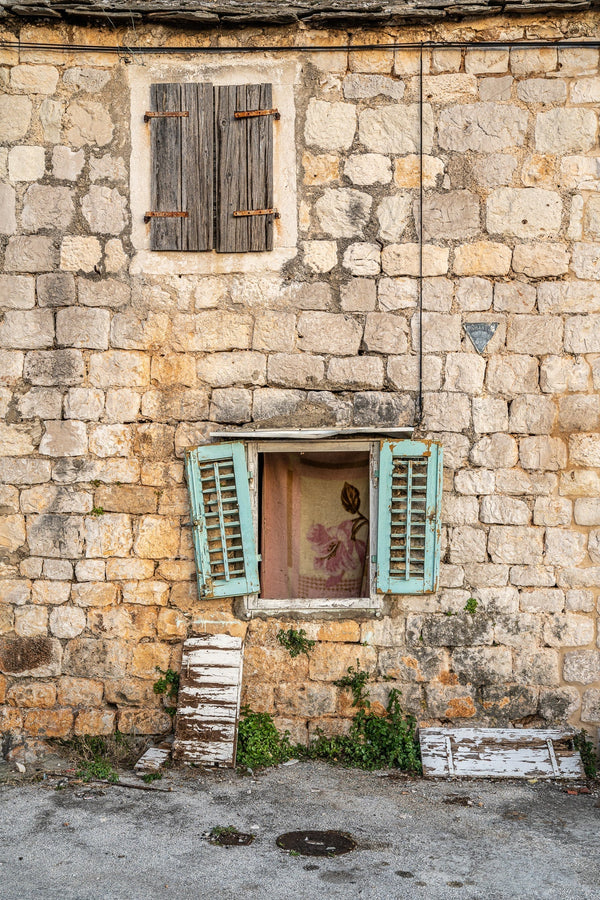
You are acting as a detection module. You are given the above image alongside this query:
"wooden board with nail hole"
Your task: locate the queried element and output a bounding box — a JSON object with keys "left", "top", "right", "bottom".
{"left": 173, "top": 634, "right": 244, "bottom": 767}
{"left": 420, "top": 727, "right": 585, "bottom": 779}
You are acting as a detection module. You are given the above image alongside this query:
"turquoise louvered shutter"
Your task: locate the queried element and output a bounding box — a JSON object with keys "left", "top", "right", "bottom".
{"left": 185, "top": 442, "right": 259, "bottom": 599}
{"left": 377, "top": 440, "right": 443, "bottom": 595}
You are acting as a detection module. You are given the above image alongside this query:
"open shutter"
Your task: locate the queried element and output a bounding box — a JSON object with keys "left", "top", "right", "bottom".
{"left": 215, "top": 83, "right": 275, "bottom": 253}
{"left": 377, "top": 440, "right": 442, "bottom": 595}
{"left": 186, "top": 442, "right": 259, "bottom": 599}
{"left": 148, "top": 82, "right": 214, "bottom": 251}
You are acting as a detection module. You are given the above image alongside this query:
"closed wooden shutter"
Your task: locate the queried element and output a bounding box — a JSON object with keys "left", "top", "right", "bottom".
{"left": 186, "top": 442, "right": 259, "bottom": 599}
{"left": 377, "top": 440, "right": 442, "bottom": 594}
{"left": 149, "top": 82, "right": 214, "bottom": 251}
{"left": 215, "top": 83, "right": 275, "bottom": 253}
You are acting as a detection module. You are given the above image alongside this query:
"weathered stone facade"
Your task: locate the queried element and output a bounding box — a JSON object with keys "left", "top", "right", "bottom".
{"left": 1, "top": 10, "right": 600, "bottom": 746}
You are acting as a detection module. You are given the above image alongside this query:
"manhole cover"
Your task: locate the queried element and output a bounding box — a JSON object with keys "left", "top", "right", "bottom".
{"left": 276, "top": 830, "right": 357, "bottom": 857}
{"left": 209, "top": 827, "right": 254, "bottom": 846}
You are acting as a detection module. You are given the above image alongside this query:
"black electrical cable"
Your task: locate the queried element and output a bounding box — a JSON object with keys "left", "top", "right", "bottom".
{"left": 417, "top": 41, "right": 424, "bottom": 428}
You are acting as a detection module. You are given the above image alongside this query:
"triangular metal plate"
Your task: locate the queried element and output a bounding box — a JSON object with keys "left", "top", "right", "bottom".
{"left": 464, "top": 322, "right": 498, "bottom": 353}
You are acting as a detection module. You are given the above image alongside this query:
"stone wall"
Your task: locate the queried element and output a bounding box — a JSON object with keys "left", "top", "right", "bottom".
{"left": 1, "top": 13, "right": 600, "bottom": 746}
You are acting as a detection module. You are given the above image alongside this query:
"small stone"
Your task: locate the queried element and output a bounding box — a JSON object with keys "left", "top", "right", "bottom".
{"left": 382, "top": 244, "right": 448, "bottom": 277}
{"left": 60, "top": 236, "right": 102, "bottom": 272}
{"left": 344, "top": 153, "right": 391, "bottom": 185}
{"left": 39, "top": 99, "right": 63, "bottom": 143}
{"left": 535, "top": 108, "right": 597, "bottom": 153}
{"left": 52, "top": 146, "right": 85, "bottom": 181}
{"left": 39, "top": 421, "right": 87, "bottom": 457}
{"left": 342, "top": 243, "right": 381, "bottom": 276}
{"left": 302, "top": 151, "right": 339, "bottom": 186}
{"left": 304, "top": 99, "right": 356, "bottom": 150}
{"left": 81, "top": 185, "right": 127, "bottom": 235}
{"left": 394, "top": 155, "right": 444, "bottom": 189}
{"left": 376, "top": 193, "right": 411, "bottom": 241}
{"left": 340, "top": 278, "right": 376, "bottom": 312}
{"left": 316, "top": 188, "right": 372, "bottom": 238}
{"left": 66, "top": 101, "right": 113, "bottom": 147}
{"left": 104, "top": 238, "right": 127, "bottom": 273}
{"left": 453, "top": 242, "right": 512, "bottom": 277}
{"left": 8, "top": 146, "right": 45, "bottom": 182}
{"left": 63, "top": 67, "right": 110, "bottom": 93}
{"left": 363, "top": 313, "right": 408, "bottom": 354}
{"left": 5, "top": 236, "right": 57, "bottom": 273}
{"left": 359, "top": 104, "right": 433, "bottom": 154}
{"left": 0, "top": 95, "right": 32, "bottom": 141}
{"left": 302, "top": 240, "right": 337, "bottom": 273}
{"left": 89, "top": 155, "right": 126, "bottom": 182}
{"left": 486, "top": 188, "right": 562, "bottom": 239}
{"left": 438, "top": 103, "right": 527, "bottom": 152}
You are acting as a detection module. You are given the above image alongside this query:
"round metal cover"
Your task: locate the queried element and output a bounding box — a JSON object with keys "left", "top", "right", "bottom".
{"left": 276, "top": 830, "right": 357, "bottom": 857}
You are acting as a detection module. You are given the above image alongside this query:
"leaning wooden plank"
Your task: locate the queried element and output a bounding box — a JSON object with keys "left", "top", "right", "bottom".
{"left": 134, "top": 746, "right": 171, "bottom": 774}
{"left": 420, "top": 727, "right": 585, "bottom": 780}
{"left": 173, "top": 633, "right": 244, "bottom": 767}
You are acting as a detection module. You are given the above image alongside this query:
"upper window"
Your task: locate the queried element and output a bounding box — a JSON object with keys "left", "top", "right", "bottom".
{"left": 147, "top": 82, "right": 275, "bottom": 253}
{"left": 185, "top": 438, "right": 443, "bottom": 615}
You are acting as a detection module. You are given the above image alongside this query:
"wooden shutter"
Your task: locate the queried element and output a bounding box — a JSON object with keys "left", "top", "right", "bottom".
{"left": 149, "top": 82, "right": 214, "bottom": 251}
{"left": 215, "top": 83, "right": 275, "bottom": 253}
{"left": 377, "top": 440, "right": 442, "bottom": 595}
{"left": 186, "top": 442, "right": 259, "bottom": 599}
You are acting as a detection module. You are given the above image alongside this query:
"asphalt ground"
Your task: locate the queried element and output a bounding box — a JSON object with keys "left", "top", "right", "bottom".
{"left": 1, "top": 761, "right": 599, "bottom": 900}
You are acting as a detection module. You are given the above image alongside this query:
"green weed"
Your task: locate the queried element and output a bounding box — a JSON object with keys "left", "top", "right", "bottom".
{"left": 277, "top": 627, "right": 316, "bottom": 658}
{"left": 236, "top": 708, "right": 296, "bottom": 768}
{"left": 574, "top": 729, "right": 598, "bottom": 779}
{"left": 142, "top": 772, "right": 163, "bottom": 784}
{"left": 464, "top": 597, "right": 478, "bottom": 614}
{"left": 333, "top": 660, "right": 371, "bottom": 708}
{"left": 90, "top": 506, "right": 104, "bottom": 517}
{"left": 153, "top": 667, "right": 180, "bottom": 716}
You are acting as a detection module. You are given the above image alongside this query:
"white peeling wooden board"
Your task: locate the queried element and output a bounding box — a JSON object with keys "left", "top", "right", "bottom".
{"left": 134, "top": 746, "right": 171, "bottom": 774}
{"left": 173, "top": 633, "right": 244, "bottom": 768}
{"left": 420, "top": 728, "right": 585, "bottom": 779}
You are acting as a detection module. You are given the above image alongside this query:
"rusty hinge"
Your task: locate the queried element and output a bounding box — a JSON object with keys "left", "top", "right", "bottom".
{"left": 144, "top": 211, "right": 189, "bottom": 222}
{"left": 234, "top": 108, "right": 280, "bottom": 120}
{"left": 233, "top": 208, "right": 280, "bottom": 218}
{"left": 144, "top": 111, "right": 189, "bottom": 122}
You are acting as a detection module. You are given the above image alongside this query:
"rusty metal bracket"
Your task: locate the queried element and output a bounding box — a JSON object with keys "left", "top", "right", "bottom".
{"left": 234, "top": 108, "right": 280, "bottom": 120}
{"left": 144, "top": 111, "right": 189, "bottom": 122}
{"left": 233, "top": 208, "right": 280, "bottom": 218}
{"left": 144, "top": 211, "right": 189, "bottom": 222}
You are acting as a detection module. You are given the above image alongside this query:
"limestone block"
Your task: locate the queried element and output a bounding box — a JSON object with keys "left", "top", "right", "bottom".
{"left": 297, "top": 312, "right": 362, "bottom": 355}
{"left": 422, "top": 392, "right": 470, "bottom": 432}
{"left": 140, "top": 388, "right": 205, "bottom": 423}
{"left": 0, "top": 95, "right": 32, "bottom": 141}
{"left": 422, "top": 74, "right": 477, "bottom": 103}
{"left": 63, "top": 66, "right": 110, "bottom": 92}
{"left": 387, "top": 355, "right": 442, "bottom": 392}
{"left": 5, "top": 236, "right": 57, "bottom": 272}
{"left": 353, "top": 391, "right": 414, "bottom": 427}
{"left": 486, "top": 188, "right": 562, "bottom": 239}
{"left": 60, "top": 236, "right": 102, "bottom": 272}
{"left": 565, "top": 314, "right": 600, "bottom": 354}
{"left": 535, "top": 108, "right": 596, "bottom": 154}
{"left": 581, "top": 689, "right": 600, "bottom": 723}
{"left": 7, "top": 681, "right": 56, "bottom": 708}
{"left": 452, "top": 646, "right": 512, "bottom": 684}
{"left": 444, "top": 353, "right": 485, "bottom": 394}
{"left": 378, "top": 278, "right": 417, "bottom": 311}
{"left": 383, "top": 243, "right": 448, "bottom": 277}
{"left": 81, "top": 185, "right": 127, "bottom": 235}
{"left": 466, "top": 49, "right": 509, "bottom": 74}
{"left": 394, "top": 154, "right": 444, "bottom": 189}
{"left": 0, "top": 513, "right": 26, "bottom": 552}
{"left": 0, "top": 458, "right": 51, "bottom": 485}
{"left": 488, "top": 526, "right": 544, "bottom": 564}
{"left": 412, "top": 612, "right": 493, "bottom": 648}
{"left": 20, "top": 485, "right": 91, "bottom": 515}
{"left": 315, "top": 188, "right": 372, "bottom": 238}
{"left": 268, "top": 353, "right": 325, "bottom": 389}
{"left": 134, "top": 516, "right": 180, "bottom": 559}
{"left": 471, "top": 434, "right": 518, "bottom": 468}
{"left": 39, "top": 421, "right": 87, "bottom": 457}
{"left": 50, "top": 605, "right": 86, "bottom": 639}
{"left": 363, "top": 312, "right": 407, "bottom": 354}
{"left": 520, "top": 435, "right": 567, "bottom": 471}
{"left": 514, "top": 649, "right": 560, "bottom": 686}
{"left": 196, "top": 351, "right": 265, "bottom": 388}
{"left": 472, "top": 397, "right": 508, "bottom": 433}
{"left": 510, "top": 566, "right": 555, "bottom": 587}
{"left": 79, "top": 277, "right": 130, "bottom": 308}
{"left": 56, "top": 307, "right": 110, "bottom": 351}
{"left": 546, "top": 528, "right": 587, "bottom": 566}
{"left": 359, "top": 104, "right": 433, "bottom": 154}
{"left": 423, "top": 277, "right": 453, "bottom": 311}
{"left": 36, "top": 272, "right": 76, "bottom": 308}
{"left": 545, "top": 614, "right": 594, "bottom": 649}
{"left": 305, "top": 100, "right": 356, "bottom": 150}
{"left": 478, "top": 75, "right": 513, "bottom": 103}
{"left": 455, "top": 277, "right": 492, "bottom": 312}
{"left": 342, "top": 242, "right": 380, "bottom": 276}
{"left": 31, "top": 581, "right": 70, "bottom": 605}
{"left": 27, "top": 514, "right": 84, "bottom": 558}
{"left": 302, "top": 151, "right": 339, "bottom": 186}
{"left": 24, "top": 350, "right": 84, "bottom": 389}
{"left": 8, "top": 146, "right": 45, "bottom": 182}
{"left": 89, "top": 351, "right": 149, "bottom": 389}
{"left": 563, "top": 650, "right": 600, "bottom": 684}
{"left": 556, "top": 566, "right": 600, "bottom": 588}
{"left": 512, "top": 243, "right": 569, "bottom": 277}
{"left": 89, "top": 424, "right": 132, "bottom": 458}
{"left": 84, "top": 513, "right": 132, "bottom": 558}
{"left": 0, "top": 275, "right": 34, "bottom": 310}
{"left": 517, "top": 78, "right": 566, "bottom": 103}
{"left": 39, "top": 98, "right": 63, "bottom": 142}
{"left": 472, "top": 153, "right": 517, "bottom": 189}
{"left": 421, "top": 191, "right": 480, "bottom": 241}
{"left": 343, "top": 74, "right": 404, "bottom": 100}
{"left": 0, "top": 423, "right": 35, "bottom": 457}
{"left": 252, "top": 388, "right": 304, "bottom": 422}
{"left": 572, "top": 244, "right": 600, "bottom": 281}
{"left": 454, "top": 468, "right": 495, "bottom": 495}
{"left": 574, "top": 498, "right": 600, "bottom": 526}
{"left": 104, "top": 238, "right": 127, "bottom": 273}
{"left": 559, "top": 155, "right": 600, "bottom": 191}
{"left": 558, "top": 47, "right": 599, "bottom": 75}
{"left": 338, "top": 279, "right": 375, "bottom": 312}
{"left": 89, "top": 155, "right": 126, "bottom": 183}
{"left": 486, "top": 354, "right": 538, "bottom": 398}
{"left": 558, "top": 395, "right": 600, "bottom": 432}
{"left": 121, "top": 581, "right": 170, "bottom": 607}
{"left": 172, "top": 310, "right": 253, "bottom": 352}
{"left": 565, "top": 590, "right": 594, "bottom": 612}
{"left": 252, "top": 312, "right": 296, "bottom": 352}
{"left": 540, "top": 356, "right": 589, "bottom": 393}
{"left": 345, "top": 153, "right": 391, "bottom": 185}
{"left": 209, "top": 388, "right": 251, "bottom": 424}
{"left": 52, "top": 145, "right": 84, "bottom": 181}
{"left": 569, "top": 433, "right": 600, "bottom": 469}
{"left": 509, "top": 395, "right": 556, "bottom": 435}
{"left": 438, "top": 103, "right": 527, "bottom": 152}
{"left": 494, "top": 282, "right": 536, "bottom": 314}
{"left": 66, "top": 101, "right": 113, "bottom": 147}
{"left": 463, "top": 563, "right": 508, "bottom": 588}
{"left": 44, "top": 559, "right": 73, "bottom": 580}
{"left": 10, "top": 63, "right": 58, "bottom": 93}
{"left": 431, "top": 49, "right": 462, "bottom": 74}
{"left": 302, "top": 241, "right": 337, "bottom": 273}
{"left": 442, "top": 495, "right": 479, "bottom": 526}
{"left": 531, "top": 498, "right": 571, "bottom": 528}
{"left": 452, "top": 241, "right": 512, "bottom": 276}
{"left": 376, "top": 193, "right": 411, "bottom": 242}
{"left": 22, "top": 184, "right": 74, "bottom": 234}
{"left": 135, "top": 424, "right": 175, "bottom": 461}
{"left": 0, "top": 309, "right": 54, "bottom": 349}
{"left": 480, "top": 495, "right": 530, "bottom": 525}
{"left": 150, "top": 355, "right": 196, "bottom": 387}
{"left": 511, "top": 47, "right": 557, "bottom": 75}
{"left": 412, "top": 312, "right": 461, "bottom": 352}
